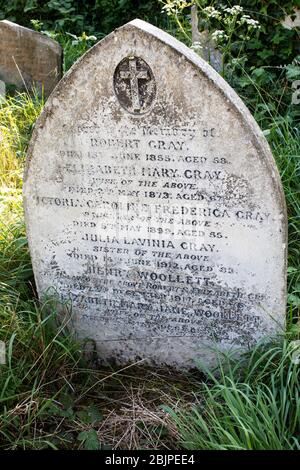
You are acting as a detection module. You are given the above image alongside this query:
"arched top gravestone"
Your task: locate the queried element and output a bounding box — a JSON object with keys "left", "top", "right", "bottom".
{"left": 23, "top": 20, "right": 287, "bottom": 369}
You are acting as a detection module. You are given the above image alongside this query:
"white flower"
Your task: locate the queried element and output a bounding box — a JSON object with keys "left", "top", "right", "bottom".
{"left": 223, "top": 5, "right": 244, "bottom": 15}
{"left": 240, "top": 15, "right": 260, "bottom": 28}
{"left": 191, "top": 41, "right": 203, "bottom": 52}
{"left": 231, "top": 5, "right": 244, "bottom": 14}
{"left": 203, "top": 6, "right": 221, "bottom": 19}
{"left": 162, "top": 3, "right": 175, "bottom": 16}
{"left": 162, "top": 0, "right": 192, "bottom": 15}
{"left": 211, "top": 30, "right": 228, "bottom": 41}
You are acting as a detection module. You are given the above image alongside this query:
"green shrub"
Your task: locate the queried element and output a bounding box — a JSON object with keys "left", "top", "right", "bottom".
{"left": 161, "top": 1, "right": 300, "bottom": 125}
{"left": 0, "top": 0, "right": 165, "bottom": 36}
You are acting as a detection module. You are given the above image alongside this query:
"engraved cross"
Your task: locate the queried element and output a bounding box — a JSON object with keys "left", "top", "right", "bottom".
{"left": 120, "top": 58, "right": 149, "bottom": 111}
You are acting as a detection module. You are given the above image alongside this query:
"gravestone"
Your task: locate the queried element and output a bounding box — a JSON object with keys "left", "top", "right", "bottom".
{"left": 23, "top": 19, "right": 287, "bottom": 369}
{"left": 191, "top": 5, "right": 222, "bottom": 73}
{"left": 0, "top": 20, "right": 62, "bottom": 98}
{"left": 197, "top": 30, "right": 222, "bottom": 73}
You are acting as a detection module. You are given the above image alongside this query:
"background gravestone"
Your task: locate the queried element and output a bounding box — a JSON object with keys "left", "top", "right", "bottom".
{"left": 0, "top": 20, "right": 62, "bottom": 98}
{"left": 23, "top": 20, "right": 287, "bottom": 369}
{"left": 191, "top": 4, "right": 222, "bottom": 73}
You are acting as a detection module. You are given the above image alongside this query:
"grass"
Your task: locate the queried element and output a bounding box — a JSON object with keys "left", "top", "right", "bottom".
{"left": 0, "top": 247, "right": 192, "bottom": 449}
{"left": 0, "top": 39, "right": 299, "bottom": 450}
{"left": 0, "top": 92, "right": 43, "bottom": 189}
{"left": 165, "top": 338, "right": 300, "bottom": 450}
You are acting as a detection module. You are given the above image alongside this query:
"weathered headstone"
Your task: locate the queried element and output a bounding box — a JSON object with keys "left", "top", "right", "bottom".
{"left": 23, "top": 20, "right": 287, "bottom": 369}
{"left": 0, "top": 20, "right": 62, "bottom": 98}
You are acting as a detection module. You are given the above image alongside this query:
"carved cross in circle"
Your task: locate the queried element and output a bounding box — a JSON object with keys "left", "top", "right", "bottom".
{"left": 120, "top": 58, "right": 149, "bottom": 112}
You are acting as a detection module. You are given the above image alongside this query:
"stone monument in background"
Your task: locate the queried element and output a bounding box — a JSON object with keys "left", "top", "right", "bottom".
{"left": 0, "top": 20, "right": 62, "bottom": 98}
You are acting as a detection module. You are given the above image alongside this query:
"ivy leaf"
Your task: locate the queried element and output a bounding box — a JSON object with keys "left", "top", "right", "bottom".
{"left": 287, "top": 294, "right": 300, "bottom": 307}
{"left": 237, "top": 76, "right": 253, "bottom": 88}
{"left": 77, "top": 429, "right": 100, "bottom": 450}
{"left": 76, "top": 405, "right": 102, "bottom": 424}
{"left": 24, "top": 0, "right": 38, "bottom": 13}
{"left": 287, "top": 267, "right": 298, "bottom": 273}
{"left": 286, "top": 65, "right": 300, "bottom": 80}
{"left": 257, "top": 50, "right": 274, "bottom": 60}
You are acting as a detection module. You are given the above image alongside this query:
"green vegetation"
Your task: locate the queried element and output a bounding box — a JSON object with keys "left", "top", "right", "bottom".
{"left": 0, "top": 93, "right": 194, "bottom": 450}
{"left": 0, "top": 0, "right": 299, "bottom": 450}
{"left": 166, "top": 338, "right": 300, "bottom": 450}
{"left": 162, "top": 1, "right": 300, "bottom": 126}
{"left": 0, "top": 0, "right": 165, "bottom": 36}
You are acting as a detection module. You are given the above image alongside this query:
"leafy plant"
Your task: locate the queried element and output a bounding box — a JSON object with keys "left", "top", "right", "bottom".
{"left": 161, "top": 1, "right": 300, "bottom": 126}
{"left": 165, "top": 337, "right": 300, "bottom": 450}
